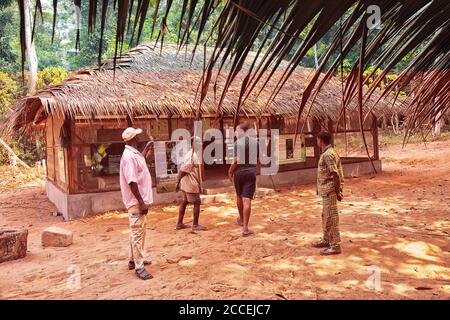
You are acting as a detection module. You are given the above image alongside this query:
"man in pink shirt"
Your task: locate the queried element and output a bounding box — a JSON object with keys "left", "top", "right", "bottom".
{"left": 120, "top": 127, "right": 153, "bottom": 280}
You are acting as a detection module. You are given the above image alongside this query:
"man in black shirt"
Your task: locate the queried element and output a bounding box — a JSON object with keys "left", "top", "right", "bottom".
{"left": 228, "top": 123, "right": 258, "bottom": 237}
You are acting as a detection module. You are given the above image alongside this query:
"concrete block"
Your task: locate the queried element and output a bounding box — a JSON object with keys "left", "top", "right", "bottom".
{"left": 42, "top": 226, "right": 73, "bottom": 247}
{"left": 255, "top": 188, "right": 275, "bottom": 197}
{"left": 0, "top": 229, "right": 28, "bottom": 263}
{"left": 200, "top": 194, "right": 230, "bottom": 204}
{"left": 202, "top": 186, "right": 235, "bottom": 195}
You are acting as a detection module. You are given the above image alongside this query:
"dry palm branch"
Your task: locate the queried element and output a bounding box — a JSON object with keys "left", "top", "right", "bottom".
{"left": 15, "top": 0, "right": 450, "bottom": 145}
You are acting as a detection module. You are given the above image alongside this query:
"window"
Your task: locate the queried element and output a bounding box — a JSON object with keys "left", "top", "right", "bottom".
{"left": 286, "top": 139, "right": 294, "bottom": 159}
{"left": 91, "top": 143, "right": 125, "bottom": 176}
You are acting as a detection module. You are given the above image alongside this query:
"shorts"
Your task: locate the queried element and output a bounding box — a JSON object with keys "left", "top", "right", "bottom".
{"left": 182, "top": 191, "right": 201, "bottom": 203}
{"left": 233, "top": 170, "right": 257, "bottom": 199}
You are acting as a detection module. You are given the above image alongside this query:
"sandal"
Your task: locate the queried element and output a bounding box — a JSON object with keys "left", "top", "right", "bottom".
{"left": 135, "top": 268, "right": 153, "bottom": 280}
{"left": 175, "top": 223, "right": 190, "bottom": 230}
{"left": 242, "top": 230, "right": 254, "bottom": 237}
{"left": 192, "top": 225, "right": 207, "bottom": 231}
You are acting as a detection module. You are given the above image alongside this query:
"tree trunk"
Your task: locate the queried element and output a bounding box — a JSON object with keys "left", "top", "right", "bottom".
{"left": 24, "top": 0, "right": 38, "bottom": 93}
{"left": 0, "top": 138, "right": 31, "bottom": 168}
{"left": 432, "top": 110, "right": 443, "bottom": 137}
{"left": 313, "top": 43, "right": 319, "bottom": 69}
{"left": 391, "top": 113, "right": 399, "bottom": 135}
{"left": 382, "top": 114, "right": 387, "bottom": 130}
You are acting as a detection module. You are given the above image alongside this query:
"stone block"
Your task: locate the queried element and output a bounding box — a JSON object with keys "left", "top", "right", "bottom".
{"left": 42, "top": 226, "right": 73, "bottom": 247}
{"left": 0, "top": 229, "right": 28, "bottom": 263}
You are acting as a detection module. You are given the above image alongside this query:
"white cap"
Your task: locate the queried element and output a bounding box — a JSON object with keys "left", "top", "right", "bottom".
{"left": 122, "top": 127, "right": 143, "bottom": 142}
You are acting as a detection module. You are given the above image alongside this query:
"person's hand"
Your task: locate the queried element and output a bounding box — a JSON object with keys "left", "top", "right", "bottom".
{"left": 139, "top": 201, "right": 149, "bottom": 215}
{"left": 337, "top": 192, "right": 344, "bottom": 202}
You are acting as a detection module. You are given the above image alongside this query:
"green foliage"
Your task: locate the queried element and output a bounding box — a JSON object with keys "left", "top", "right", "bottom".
{"left": 0, "top": 133, "right": 45, "bottom": 166}
{"left": 0, "top": 0, "right": 19, "bottom": 72}
{"left": 37, "top": 67, "right": 70, "bottom": 90}
{"left": 0, "top": 71, "right": 18, "bottom": 118}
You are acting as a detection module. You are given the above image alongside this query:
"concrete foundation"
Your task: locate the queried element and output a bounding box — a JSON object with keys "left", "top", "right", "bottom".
{"left": 46, "top": 180, "right": 182, "bottom": 221}
{"left": 46, "top": 160, "right": 381, "bottom": 220}
{"left": 258, "top": 159, "right": 382, "bottom": 187}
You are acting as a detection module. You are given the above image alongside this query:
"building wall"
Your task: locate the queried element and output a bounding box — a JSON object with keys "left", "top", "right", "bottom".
{"left": 46, "top": 115, "right": 69, "bottom": 192}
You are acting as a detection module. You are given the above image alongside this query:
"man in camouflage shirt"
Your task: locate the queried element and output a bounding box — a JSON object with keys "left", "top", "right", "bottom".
{"left": 313, "top": 131, "right": 344, "bottom": 255}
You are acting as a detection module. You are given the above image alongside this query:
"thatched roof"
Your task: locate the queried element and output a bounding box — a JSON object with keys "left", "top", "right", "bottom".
{"left": 1, "top": 43, "right": 401, "bottom": 136}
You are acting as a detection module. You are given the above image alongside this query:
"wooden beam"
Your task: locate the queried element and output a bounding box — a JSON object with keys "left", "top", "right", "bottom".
{"left": 328, "top": 116, "right": 335, "bottom": 146}
{"left": 67, "top": 118, "right": 76, "bottom": 193}
{"left": 372, "top": 114, "right": 380, "bottom": 160}
{"left": 312, "top": 118, "right": 321, "bottom": 164}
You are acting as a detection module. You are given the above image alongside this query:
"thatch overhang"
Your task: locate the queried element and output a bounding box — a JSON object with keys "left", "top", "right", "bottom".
{"left": 1, "top": 44, "right": 403, "bottom": 137}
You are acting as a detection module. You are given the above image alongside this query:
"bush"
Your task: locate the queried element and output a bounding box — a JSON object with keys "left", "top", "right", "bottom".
{"left": 0, "top": 132, "right": 46, "bottom": 166}
{"left": 37, "top": 67, "right": 69, "bottom": 90}
{"left": 0, "top": 71, "right": 18, "bottom": 119}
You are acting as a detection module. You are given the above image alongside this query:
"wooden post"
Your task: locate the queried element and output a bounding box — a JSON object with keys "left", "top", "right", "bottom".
{"left": 167, "top": 116, "right": 172, "bottom": 140}
{"left": 312, "top": 118, "right": 321, "bottom": 165}
{"left": 328, "top": 117, "right": 335, "bottom": 146}
{"left": 67, "top": 118, "right": 76, "bottom": 193}
{"left": 220, "top": 116, "right": 225, "bottom": 164}
{"left": 372, "top": 114, "right": 379, "bottom": 160}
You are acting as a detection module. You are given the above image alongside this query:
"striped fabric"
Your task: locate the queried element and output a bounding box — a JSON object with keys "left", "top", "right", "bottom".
{"left": 321, "top": 193, "right": 341, "bottom": 247}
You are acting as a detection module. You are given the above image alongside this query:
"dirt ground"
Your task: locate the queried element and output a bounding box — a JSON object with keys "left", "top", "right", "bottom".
{"left": 0, "top": 139, "right": 449, "bottom": 300}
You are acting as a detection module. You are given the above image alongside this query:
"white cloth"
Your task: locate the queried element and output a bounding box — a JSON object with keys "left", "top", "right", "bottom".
{"left": 180, "top": 149, "right": 201, "bottom": 194}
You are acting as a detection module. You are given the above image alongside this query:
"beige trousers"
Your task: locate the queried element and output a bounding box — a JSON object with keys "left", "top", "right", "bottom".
{"left": 128, "top": 205, "right": 147, "bottom": 270}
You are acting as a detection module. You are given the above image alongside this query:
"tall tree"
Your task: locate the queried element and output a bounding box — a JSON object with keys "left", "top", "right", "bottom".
{"left": 23, "top": 0, "right": 38, "bottom": 93}
{"left": 0, "top": 0, "right": 18, "bottom": 72}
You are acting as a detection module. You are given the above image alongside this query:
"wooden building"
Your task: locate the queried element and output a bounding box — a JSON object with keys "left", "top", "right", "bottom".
{"left": 2, "top": 44, "right": 385, "bottom": 220}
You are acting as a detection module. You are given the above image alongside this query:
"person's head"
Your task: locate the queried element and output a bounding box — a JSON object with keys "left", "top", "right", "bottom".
{"left": 316, "top": 131, "right": 332, "bottom": 149}
{"left": 122, "top": 127, "right": 143, "bottom": 148}
{"left": 235, "top": 123, "right": 249, "bottom": 139}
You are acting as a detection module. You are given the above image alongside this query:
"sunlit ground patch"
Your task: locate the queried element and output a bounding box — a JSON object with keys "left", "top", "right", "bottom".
{"left": 393, "top": 241, "right": 443, "bottom": 262}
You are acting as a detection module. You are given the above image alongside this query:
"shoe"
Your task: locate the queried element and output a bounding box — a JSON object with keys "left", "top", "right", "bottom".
{"left": 135, "top": 268, "right": 153, "bottom": 280}
{"left": 128, "top": 260, "right": 152, "bottom": 270}
{"left": 320, "top": 246, "right": 342, "bottom": 255}
{"left": 312, "top": 240, "right": 329, "bottom": 248}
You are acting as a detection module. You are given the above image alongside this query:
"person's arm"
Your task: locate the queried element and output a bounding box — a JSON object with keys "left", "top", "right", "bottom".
{"left": 129, "top": 182, "right": 148, "bottom": 214}
{"left": 324, "top": 153, "right": 343, "bottom": 201}
{"left": 228, "top": 141, "right": 239, "bottom": 181}
{"left": 331, "top": 172, "right": 343, "bottom": 201}
{"left": 228, "top": 157, "right": 238, "bottom": 181}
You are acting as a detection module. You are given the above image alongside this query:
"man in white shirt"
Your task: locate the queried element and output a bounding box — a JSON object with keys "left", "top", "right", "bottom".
{"left": 175, "top": 138, "right": 207, "bottom": 231}
{"left": 120, "top": 127, "right": 153, "bottom": 280}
